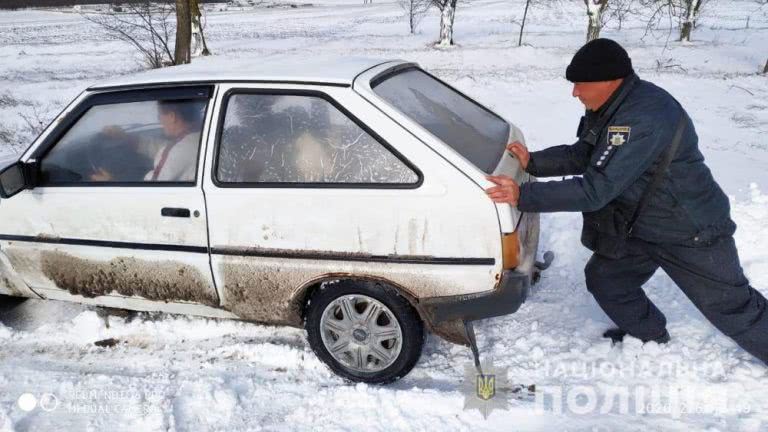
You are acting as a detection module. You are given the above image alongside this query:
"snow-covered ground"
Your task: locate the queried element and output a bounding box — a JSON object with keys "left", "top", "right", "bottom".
{"left": 0, "top": 0, "right": 767, "bottom": 430}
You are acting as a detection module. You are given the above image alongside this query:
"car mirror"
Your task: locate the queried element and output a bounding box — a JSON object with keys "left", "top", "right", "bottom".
{"left": 0, "top": 161, "right": 31, "bottom": 198}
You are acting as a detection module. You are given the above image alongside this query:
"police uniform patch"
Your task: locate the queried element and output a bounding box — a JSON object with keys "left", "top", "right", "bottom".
{"left": 607, "top": 126, "right": 631, "bottom": 146}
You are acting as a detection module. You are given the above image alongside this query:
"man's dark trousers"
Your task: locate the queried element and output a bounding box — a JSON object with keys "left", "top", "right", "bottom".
{"left": 585, "top": 234, "right": 768, "bottom": 364}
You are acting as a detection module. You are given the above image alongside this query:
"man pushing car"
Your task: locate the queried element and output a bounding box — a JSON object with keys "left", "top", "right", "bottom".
{"left": 485, "top": 38, "right": 768, "bottom": 365}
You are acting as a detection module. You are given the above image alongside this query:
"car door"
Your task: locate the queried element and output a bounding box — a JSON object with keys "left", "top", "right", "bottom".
{"left": 201, "top": 84, "right": 503, "bottom": 324}
{"left": 0, "top": 85, "right": 221, "bottom": 311}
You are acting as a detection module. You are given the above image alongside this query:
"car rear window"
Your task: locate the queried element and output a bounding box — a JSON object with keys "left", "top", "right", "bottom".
{"left": 372, "top": 67, "right": 510, "bottom": 174}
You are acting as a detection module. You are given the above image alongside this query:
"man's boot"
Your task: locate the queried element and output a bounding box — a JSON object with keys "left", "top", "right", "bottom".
{"left": 602, "top": 328, "right": 670, "bottom": 344}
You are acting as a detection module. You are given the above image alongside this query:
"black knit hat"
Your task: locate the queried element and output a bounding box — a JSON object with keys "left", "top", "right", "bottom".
{"left": 566, "top": 39, "right": 634, "bottom": 82}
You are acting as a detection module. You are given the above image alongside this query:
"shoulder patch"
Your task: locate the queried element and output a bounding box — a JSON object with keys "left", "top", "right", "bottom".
{"left": 607, "top": 126, "right": 631, "bottom": 146}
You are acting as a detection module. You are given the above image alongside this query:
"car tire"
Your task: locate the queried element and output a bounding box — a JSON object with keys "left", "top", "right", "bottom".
{"left": 305, "top": 280, "right": 424, "bottom": 384}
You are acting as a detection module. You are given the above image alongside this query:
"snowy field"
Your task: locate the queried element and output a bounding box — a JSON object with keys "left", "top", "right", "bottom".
{"left": 1, "top": 0, "right": 767, "bottom": 431}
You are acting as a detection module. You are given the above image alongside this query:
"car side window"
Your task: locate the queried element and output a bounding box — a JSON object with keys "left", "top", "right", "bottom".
{"left": 39, "top": 98, "right": 208, "bottom": 185}
{"left": 216, "top": 93, "right": 419, "bottom": 185}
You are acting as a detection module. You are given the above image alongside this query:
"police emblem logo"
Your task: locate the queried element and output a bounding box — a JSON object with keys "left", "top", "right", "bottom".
{"left": 607, "top": 126, "right": 631, "bottom": 146}
{"left": 463, "top": 359, "right": 531, "bottom": 419}
{"left": 476, "top": 374, "right": 496, "bottom": 401}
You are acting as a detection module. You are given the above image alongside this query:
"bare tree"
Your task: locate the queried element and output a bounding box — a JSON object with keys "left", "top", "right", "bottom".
{"left": 602, "top": 0, "right": 637, "bottom": 31}
{"left": 584, "top": 0, "right": 610, "bottom": 41}
{"left": 432, "top": 0, "right": 459, "bottom": 46}
{"left": 83, "top": 0, "right": 210, "bottom": 68}
{"left": 174, "top": 0, "right": 192, "bottom": 65}
{"left": 82, "top": 1, "right": 177, "bottom": 68}
{"left": 515, "top": 0, "right": 575, "bottom": 46}
{"left": 679, "top": 0, "right": 703, "bottom": 41}
{"left": 399, "top": 0, "right": 431, "bottom": 34}
{"left": 516, "top": 0, "right": 625, "bottom": 46}
{"left": 638, "top": 0, "right": 710, "bottom": 42}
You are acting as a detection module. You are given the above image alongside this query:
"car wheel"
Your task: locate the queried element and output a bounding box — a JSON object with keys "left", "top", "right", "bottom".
{"left": 305, "top": 280, "right": 424, "bottom": 384}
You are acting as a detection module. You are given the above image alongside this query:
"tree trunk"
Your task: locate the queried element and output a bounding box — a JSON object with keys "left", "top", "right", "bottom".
{"left": 680, "top": 0, "right": 701, "bottom": 42}
{"left": 763, "top": 58, "right": 768, "bottom": 74}
{"left": 584, "top": 0, "right": 607, "bottom": 42}
{"left": 437, "top": 0, "right": 457, "bottom": 47}
{"left": 693, "top": 0, "right": 703, "bottom": 28}
{"left": 174, "top": 0, "right": 192, "bottom": 65}
{"left": 680, "top": 21, "right": 692, "bottom": 42}
{"left": 518, "top": 0, "right": 531, "bottom": 47}
{"left": 190, "top": 0, "right": 211, "bottom": 56}
{"left": 409, "top": 1, "right": 415, "bottom": 34}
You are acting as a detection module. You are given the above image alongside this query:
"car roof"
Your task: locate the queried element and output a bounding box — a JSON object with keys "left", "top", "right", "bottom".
{"left": 88, "top": 56, "right": 403, "bottom": 90}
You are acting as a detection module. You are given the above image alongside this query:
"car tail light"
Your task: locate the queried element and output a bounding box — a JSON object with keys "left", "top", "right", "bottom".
{"left": 502, "top": 232, "right": 520, "bottom": 269}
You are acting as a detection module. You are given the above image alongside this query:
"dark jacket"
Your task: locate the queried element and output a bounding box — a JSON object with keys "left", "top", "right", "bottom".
{"left": 518, "top": 75, "right": 735, "bottom": 244}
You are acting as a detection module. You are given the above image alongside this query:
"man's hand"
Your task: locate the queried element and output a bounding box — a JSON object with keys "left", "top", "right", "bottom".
{"left": 485, "top": 175, "right": 520, "bottom": 206}
{"left": 507, "top": 141, "right": 530, "bottom": 170}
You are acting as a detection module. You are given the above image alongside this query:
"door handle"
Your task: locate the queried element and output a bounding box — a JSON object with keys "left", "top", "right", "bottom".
{"left": 161, "top": 207, "right": 191, "bottom": 218}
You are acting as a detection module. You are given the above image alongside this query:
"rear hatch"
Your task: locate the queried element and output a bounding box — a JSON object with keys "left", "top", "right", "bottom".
{"left": 366, "top": 65, "right": 537, "bottom": 272}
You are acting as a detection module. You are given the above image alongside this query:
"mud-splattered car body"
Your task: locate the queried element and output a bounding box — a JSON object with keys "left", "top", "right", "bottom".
{"left": 0, "top": 57, "right": 539, "bottom": 369}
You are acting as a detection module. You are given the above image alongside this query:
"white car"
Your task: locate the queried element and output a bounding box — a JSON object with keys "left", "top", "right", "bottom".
{"left": 0, "top": 57, "right": 546, "bottom": 383}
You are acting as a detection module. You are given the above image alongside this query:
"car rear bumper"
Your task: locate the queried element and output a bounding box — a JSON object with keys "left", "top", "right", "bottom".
{"left": 420, "top": 269, "right": 530, "bottom": 324}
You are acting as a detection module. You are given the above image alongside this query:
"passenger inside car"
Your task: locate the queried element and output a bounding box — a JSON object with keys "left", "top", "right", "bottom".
{"left": 88, "top": 99, "right": 205, "bottom": 183}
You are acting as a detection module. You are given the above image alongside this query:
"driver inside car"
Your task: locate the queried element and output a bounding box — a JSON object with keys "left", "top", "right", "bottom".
{"left": 90, "top": 100, "right": 203, "bottom": 182}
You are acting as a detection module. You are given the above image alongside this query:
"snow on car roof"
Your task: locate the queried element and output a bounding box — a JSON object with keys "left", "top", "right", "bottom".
{"left": 88, "top": 56, "right": 401, "bottom": 90}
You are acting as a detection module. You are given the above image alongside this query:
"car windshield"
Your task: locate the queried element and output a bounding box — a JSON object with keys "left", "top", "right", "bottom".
{"left": 371, "top": 67, "right": 510, "bottom": 174}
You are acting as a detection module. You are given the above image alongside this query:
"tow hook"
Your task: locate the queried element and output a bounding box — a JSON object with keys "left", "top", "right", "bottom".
{"left": 533, "top": 251, "right": 554, "bottom": 284}
{"left": 464, "top": 320, "right": 484, "bottom": 374}
{"left": 463, "top": 252, "right": 554, "bottom": 374}
{"left": 535, "top": 251, "right": 555, "bottom": 271}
